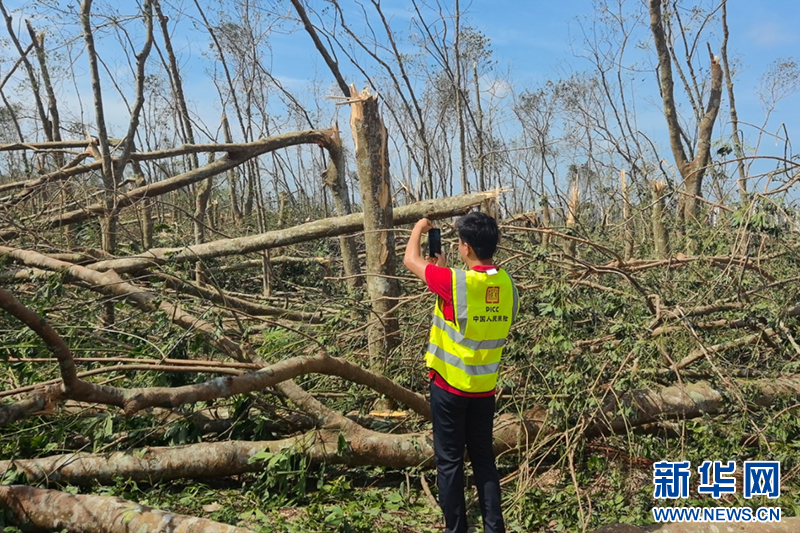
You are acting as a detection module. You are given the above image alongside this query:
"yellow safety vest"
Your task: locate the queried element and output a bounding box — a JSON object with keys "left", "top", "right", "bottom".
{"left": 425, "top": 267, "right": 518, "bottom": 393}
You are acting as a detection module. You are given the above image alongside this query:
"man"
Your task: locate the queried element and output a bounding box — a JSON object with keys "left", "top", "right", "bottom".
{"left": 404, "top": 212, "right": 518, "bottom": 533}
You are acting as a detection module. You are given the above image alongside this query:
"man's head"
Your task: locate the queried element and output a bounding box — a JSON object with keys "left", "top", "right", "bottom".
{"left": 455, "top": 211, "right": 499, "bottom": 261}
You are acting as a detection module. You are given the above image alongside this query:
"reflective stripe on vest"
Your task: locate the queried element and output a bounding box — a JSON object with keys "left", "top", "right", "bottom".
{"left": 425, "top": 267, "right": 516, "bottom": 393}
{"left": 426, "top": 342, "right": 501, "bottom": 375}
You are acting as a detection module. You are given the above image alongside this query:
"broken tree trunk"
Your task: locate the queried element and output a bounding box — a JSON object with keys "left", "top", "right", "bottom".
{"left": 194, "top": 153, "right": 214, "bottom": 283}
{"left": 349, "top": 85, "right": 401, "bottom": 367}
{"left": 621, "top": 170, "right": 634, "bottom": 260}
{"left": 324, "top": 126, "right": 362, "bottom": 288}
{"left": 648, "top": 0, "right": 723, "bottom": 224}
{"left": 85, "top": 191, "right": 499, "bottom": 274}
{"left": 0, "top": 485, "right": 255, "bottom": 533}
{"left": 565, "top": 185, "right": 579, "bottom": 257}
{"left": 651, "top": 180, "right": 669, "bottom": 259}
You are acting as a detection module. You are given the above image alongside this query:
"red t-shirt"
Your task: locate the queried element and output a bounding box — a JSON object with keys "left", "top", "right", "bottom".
{"left": 425, "top": 263, "right": 500, "bottom": 397}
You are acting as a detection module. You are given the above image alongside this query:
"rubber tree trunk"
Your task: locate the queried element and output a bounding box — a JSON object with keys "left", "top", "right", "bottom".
{"left": 0, "top": 485, "right": 255, "bottom": 533}
{"left": 85, "top": 191, "right": 498, "bottom": 274}
{"left": 193, "top": 155, "right": 213, "bottom": 283}
{"left": 131, "top": 160, "right": 153, "bottom": 250}
{"left": 349, "top": 85, "right": 400, "bottom": 367}
{"left": 621, "top": 170, "right": 634, "bottom": 260}
{"left": 651, "top": 180, "right": 669, "bottom": 259}
{"left": 323, "top": 127, "right": 362, "bottom": 288}
{"left": 648, "top": 0, "right": 722, "bottom": 225}
{"left": 81, "top": 0, "right": 117, "bottom": 327}
{"left": 565, "top": 185, "right": 579, "bottom": 258}
{"left": 541, "top": 194, "right": 551, "bottom": 249}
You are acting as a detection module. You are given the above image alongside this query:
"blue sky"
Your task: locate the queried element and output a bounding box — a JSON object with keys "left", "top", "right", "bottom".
{"left": 2, "top": 0, "right": 798, "bottom": 200}
{"left": 466, "top": 0, "right": 800, "bottom": 152}
{"left": 259, "top": 0, "right": 800, "bottom": 177}
{"left": 6, "top": 0, "right": 798, "bottom": 145}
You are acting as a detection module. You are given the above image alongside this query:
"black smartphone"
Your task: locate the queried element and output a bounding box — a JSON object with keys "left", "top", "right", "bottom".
{"left": 428, "top": 228, "right": 441, "bottom": 258}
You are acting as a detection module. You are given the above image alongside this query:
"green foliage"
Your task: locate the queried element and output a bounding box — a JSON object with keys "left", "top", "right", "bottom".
{"left": 3, "top": 192, "right": 800, "bottom": 533}
{"left": 248, "top": 448, "right": 309, "bottom": 505}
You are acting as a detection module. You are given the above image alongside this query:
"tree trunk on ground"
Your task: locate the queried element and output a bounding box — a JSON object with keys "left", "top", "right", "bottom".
{"left": 349, "top": 85, "right": 401, "bottom": 367}
{"left": 0, "top": 485, "right": 255, "bottom": 533}
{"left": 0, "top": 247, "right": 258, "bottom": 365}
{"left": 0, "top": 287, "right": 429, "bottom": 423}
{"left": 5, "top": 376, "right": 800, "bottom": 483}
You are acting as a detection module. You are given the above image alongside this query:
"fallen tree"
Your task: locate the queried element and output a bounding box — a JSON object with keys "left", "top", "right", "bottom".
{"left": 5, "top": 375, "right": 800, "bottom": 485}
{"left": 84, "top": 191, "right": 500, "bottom": 274}
{"left": 0, "top": 130, "right": 339, "bottom": 241}
{"left": 0, "top": 485, "right": 256, "bottom": 533}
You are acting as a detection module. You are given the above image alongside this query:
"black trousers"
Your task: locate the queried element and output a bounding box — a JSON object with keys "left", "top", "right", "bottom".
{"left": 430, "top": 381, "right": 505, "bottom": 533}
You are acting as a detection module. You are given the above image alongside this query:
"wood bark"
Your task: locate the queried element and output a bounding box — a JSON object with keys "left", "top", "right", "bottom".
{"left": 0, "top": 130, "right": 338, "bottom": 241}
{"left": 80, "top": 0, "right": 117, "bottom": 281}
{"left": 648, "top": 0, "right": 723, "bottom": 223}
{"left": 0, "top": 246, "right": 257, "bottom": 363}
{"left": 323, "top": 127, "right": 362, "bottom": 288}
{"left": 5, "top": 376, "right": 800, "bottom": 484}
{"left": 0, "top": 485, "right": 255, "bottom": 533}
{"left": 565, "top": 185, "right": 579, "bottom": 257}
{"left": 0, "top": 284, "right": 428, "bottom": 421}
{"left": 86, "top": 191, "right": 498, "bottom": 274}
{"left": 621, "top": 170, "right": 634, "bottom": 260}
{"left": 651, "top": 180, "right": 669, "bottom": 258}
{"left": 349, "top": 85, "right": 400, "bottom": 365}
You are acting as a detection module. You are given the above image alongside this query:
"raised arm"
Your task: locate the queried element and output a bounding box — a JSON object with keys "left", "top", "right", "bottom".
{"left": 404, "top": 218, "right": 435, "bottom": 281}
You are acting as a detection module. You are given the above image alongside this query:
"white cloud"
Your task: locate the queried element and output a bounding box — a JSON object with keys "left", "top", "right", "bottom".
{"left": 478, "top": 75, "right": 512, "bottom": 100}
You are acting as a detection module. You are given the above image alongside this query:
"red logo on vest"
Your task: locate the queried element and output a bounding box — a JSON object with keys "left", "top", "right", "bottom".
{"left": 485, "top": 286, "right": 500, "bottom": 304}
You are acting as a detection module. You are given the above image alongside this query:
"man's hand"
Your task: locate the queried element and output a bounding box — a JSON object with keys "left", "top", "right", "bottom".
{"left": 414, "top": 218, "right": 434, "bottom": 235}
{"left": 427, "top": 252, "right": 446, "bottom": 267}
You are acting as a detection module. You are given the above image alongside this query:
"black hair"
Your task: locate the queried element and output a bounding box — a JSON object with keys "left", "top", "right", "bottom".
{"left": 455, "top": 211, "right": 499, "bottom": 260}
